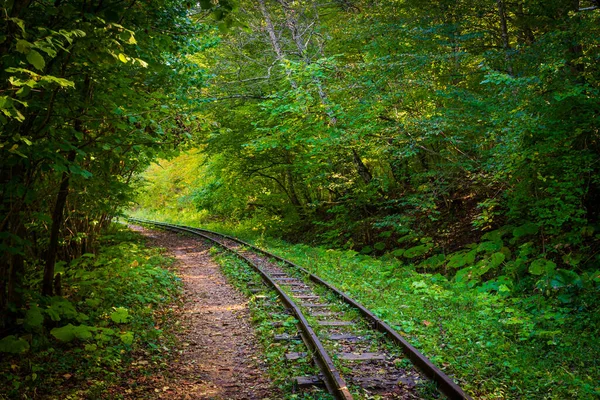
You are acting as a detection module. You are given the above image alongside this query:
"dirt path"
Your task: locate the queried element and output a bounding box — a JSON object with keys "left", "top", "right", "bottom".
{"left": 130, "top": 225, "right": 278, "bottom": 400}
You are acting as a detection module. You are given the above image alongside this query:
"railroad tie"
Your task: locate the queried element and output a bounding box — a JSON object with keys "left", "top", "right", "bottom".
{"left": 338, "top": 352, "right": 386, "bottom": 361}
{"left": 317, "top": 320, "right": 354, "bottom": 327}
{"left": 274, "top": 334, "right": 301, "bottom": 341}
{"left": 285, "top": 352, "right": 308, "bottom": 361}
{"left": 295, "top": 376, "right": 325, "bottom": 388}
{"left": 294, "top": 295, "right": 320, "bottom": 300}
{"left": 300, "top": 303, "right": 330, "bottom": 308}
{"left": 328, "top": 334, "right": 362, "bottom": 341}
{"left": 310, "top": 311, "right": 336, "bottom": 317}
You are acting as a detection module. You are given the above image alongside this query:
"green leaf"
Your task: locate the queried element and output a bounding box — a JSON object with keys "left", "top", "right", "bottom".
{"left": 373, "top": 242, "right": 386, "bottom": 251}
{"left": 513, "top": 223, "right": 539, "bottom": 240}
{"left": 360, "top": 246, "right": 373, "bottom": 254}
{"left": 72, "top": 325, "right": 93, "bottom": 340}
{"left": 26, "top": 50, "right": 45, "bottom": 71}
{"left": 16, "top": 39, "right": 32, "bottom": 54}
{"left": 477, "top": 241, "right": 503, "bottom": 253}
{"left": 403, "top": 244, "right": 432, "bottom": 258}
{"left": 550, "top": 269, "right": 581, "bottom": 289}
{"left": 51, "top": 324, "right": 76, "bottom": 342}
{"left": 529, "top": 259, "right": 556, "bottom": 275}
{"left": 447, "top": 249, "right": 477, "bottom": 268}
{"left": 51, "top": 324, "right": 93, "bottom": 342}
{"left": 40, "top": 75, "right": 75, "bottom": 88}
{"left": 119, "top": 331, "right": 134, "bottom": 345}
{"left": 392, "top": 249, "right": 405, "bottom": 257}
{"left": 84, "top": 343, "right": 98, "bottom": 352}
{"left": 0, "top": 335, "right": 30, "bottom": 354}
{"left": 488, "top": 252, "right": 506, "bottom": 269}
{"left": 110, "top": 307, "right": 130, "bottom": 323}
{"left": 24, "top": 305, "right": 44, "bottom": 330}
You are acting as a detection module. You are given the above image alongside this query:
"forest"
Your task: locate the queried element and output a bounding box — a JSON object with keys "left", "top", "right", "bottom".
{"left": 1, "top": 0, "right": 599, "bottom": 398}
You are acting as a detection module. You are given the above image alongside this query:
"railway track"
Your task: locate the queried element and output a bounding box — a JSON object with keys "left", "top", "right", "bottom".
{"left": 129, "top": 218, "right": 472, "bottom": 400}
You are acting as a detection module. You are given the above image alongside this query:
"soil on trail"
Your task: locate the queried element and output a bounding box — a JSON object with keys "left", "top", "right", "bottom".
{"left": 131, "top": 225, "right": 279, "bottom": 400}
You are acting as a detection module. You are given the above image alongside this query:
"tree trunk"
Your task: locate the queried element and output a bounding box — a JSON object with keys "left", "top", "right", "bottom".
{"left": 352, "top": 149, "right": 372, "bottom": 185}
{"left": 496, "top": 0, "right": 513, "bottom": 75}
{"left": 8, "top": 221, "right": 26, "bottom": 307}
{"left": 516, "top": 2, "right": 535, "bottom": 45}
{"left": 255, "top": 0, "right": 298, "bottom": 89}
{"left": 42, "top": 153, "right": 75, "bottom": 297}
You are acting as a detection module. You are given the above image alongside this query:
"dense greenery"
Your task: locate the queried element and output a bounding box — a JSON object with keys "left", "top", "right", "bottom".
{"left": 0, "top": 226, "right": 181, "bottom": 398}
{"left": 135, "top": 0, "right": 600, "bottom": 295}
{"left": 0, "top": 0, "right": 210, "bottom": 322}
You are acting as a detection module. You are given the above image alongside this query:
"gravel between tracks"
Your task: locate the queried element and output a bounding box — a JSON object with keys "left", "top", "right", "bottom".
{"left": 130, "top": 225, "right": 279, "bottom": 400}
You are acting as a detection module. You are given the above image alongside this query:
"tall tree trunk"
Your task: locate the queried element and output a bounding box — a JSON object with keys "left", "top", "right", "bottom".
{"left": 567, "top": 0, "right": 584, "bottom": 78}
{"left": 496, "top": 0, "right": 513, "bottom": 75}
{"left": 8, "top": 221, "right": 26, "bottom": 307}
{"left": 42, "top": 152, "right": 75, "bottom": 297}
{"left": 352, "top": 149, "right": 372, "bottom": 185}
{"left": 255, "top": 0, "right": 298, "bottom": 89}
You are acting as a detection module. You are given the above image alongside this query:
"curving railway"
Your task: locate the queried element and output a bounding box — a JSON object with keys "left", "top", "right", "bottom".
{"left": 129, "top": 218, "right": 472, "bottom": 400}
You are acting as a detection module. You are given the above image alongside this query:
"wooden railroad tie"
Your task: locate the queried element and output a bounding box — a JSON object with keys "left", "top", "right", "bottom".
{"left": 300, "top": 303, "right": 330, "bottom": 308}
{"left": 338, "top": 352, "right": 386, "bottom": 361}
{"left": 274, "top": 334, "right": 301, "bottom": 341}
{"left": 295, "top": 376, "right": 325, "bottom": 388}
{"left": 317, "top": 320, "right": 354, "bottom": 326}
{"left": 285, "top": 352, "right": 308, "bottom": 361}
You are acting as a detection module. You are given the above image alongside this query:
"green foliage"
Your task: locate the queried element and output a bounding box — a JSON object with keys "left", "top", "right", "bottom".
{"left": 403, "top": 244, "right": 433, "bottom": 258}
{"left": 529, "top": 258, "right": 557, "bottom": 276}
{"left": 110, "top": 307, "right": 130, "bottom": 324}
{"left": 50, "top": 324, "right": 94, "bottom": 342}
{"left": 0, "top": 226, "right": 181, "bottom": 398}
{"left": 0, "top": 336, "right": 30, "bottom": 354}
{"left": 133, "top": 0, "right": 599, "bottom": 293}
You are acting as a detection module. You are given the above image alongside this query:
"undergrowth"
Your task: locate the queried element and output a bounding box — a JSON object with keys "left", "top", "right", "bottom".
{"left": 0, "top": 226, "right": 182, "bottom": 399}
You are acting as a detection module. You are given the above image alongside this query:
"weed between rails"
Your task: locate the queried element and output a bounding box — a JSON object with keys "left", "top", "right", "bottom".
{"left": 0, "top": 226, "right": 183, "bottom": 399}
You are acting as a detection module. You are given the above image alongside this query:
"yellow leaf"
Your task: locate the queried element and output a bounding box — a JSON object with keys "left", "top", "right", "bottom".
{"left": 118, "top": 53, "right": 128, "bottom": 63}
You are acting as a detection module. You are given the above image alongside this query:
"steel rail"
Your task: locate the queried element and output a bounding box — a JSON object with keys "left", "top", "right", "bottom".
{"left": 130, "top": 218, "right": 353, "bottom": 400}
{"left": 129, "top": 218, "right": 473, "bottom": 400}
